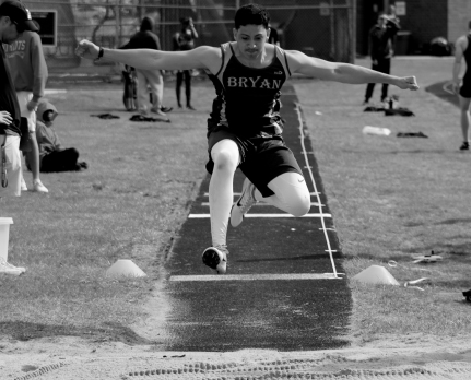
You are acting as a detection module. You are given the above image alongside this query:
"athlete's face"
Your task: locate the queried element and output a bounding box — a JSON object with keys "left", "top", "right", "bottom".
{"left": 234, "top": 24, "right": 269, "bottom": 60}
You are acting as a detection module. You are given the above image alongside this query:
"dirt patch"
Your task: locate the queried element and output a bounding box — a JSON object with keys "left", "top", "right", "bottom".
{"left": 1, "top": 334, "right": 469, "bottom": 380}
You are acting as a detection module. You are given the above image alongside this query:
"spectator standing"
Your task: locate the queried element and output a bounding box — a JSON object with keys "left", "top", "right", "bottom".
{"left": 452, "top": 21, "right": 471, "bottom": 151}
{"left": 173, "top": 17, "right": 198, "bottom": 110}
{"left": 0, "top": 0, "right": 38, "bottom": 197}
{"left": 4, "top": 18, "right": 48, "bottom": 192}
{"left": 364, "top": 11, "right": 400, "bottom": 106}
{"left": 120, "top": 16, "right": 168, "bottom": 117}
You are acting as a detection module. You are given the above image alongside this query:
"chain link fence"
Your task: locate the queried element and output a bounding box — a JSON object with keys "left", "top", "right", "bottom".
{"left": 22, "top": 0, "right": 354, "bottom": 72}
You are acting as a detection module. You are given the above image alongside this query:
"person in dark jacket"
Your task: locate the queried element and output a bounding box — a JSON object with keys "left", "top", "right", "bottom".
{"left": 25, "top": 102, "right": 86, "bottom": 172}
{"left": 0, "top": 0, "right": 38, "bottom": 197}
{"left": 120, "top": 16, "right": 169, "bottom": 117}
{"left": 364, "top": 12, "right": 400, "bottom": 105}
{"left": 173, "top": 17, "right": 198, "bottom": 109}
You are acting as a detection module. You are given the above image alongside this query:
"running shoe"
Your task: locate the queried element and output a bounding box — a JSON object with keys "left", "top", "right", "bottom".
{"left": 201, "top": 245, "right": 228, "bottom": 274}
{"left": 150, "top": 107, "right": 167, "bottom": 117}
{"left": 231, "top": 177, "right": 257, "bottom": 227}
{"left": 460, "top": 142, "right": 470, "bottom": 151}
{"left": 33, "top": 179, "right": 48, "bottom": 193}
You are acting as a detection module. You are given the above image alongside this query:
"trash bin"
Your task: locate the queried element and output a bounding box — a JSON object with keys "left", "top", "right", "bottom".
{"left": 395, "top": 30, "right": 411, "bottom": 55}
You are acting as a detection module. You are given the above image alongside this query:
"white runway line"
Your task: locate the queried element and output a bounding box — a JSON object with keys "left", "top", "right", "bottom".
{"left": 200, "top": 202, "right": 325, "bottom": 206}
{"left": 295, "top": 103, "right": 340, "bottom": 278}
{"left": 189, "top": 213, "right": 331, "bottom": 218}
{"left": 203, "top": 191, "right": 321, "bottom": 197}
{"left": 170, "top": 273, "right": 344, "bottom": 282}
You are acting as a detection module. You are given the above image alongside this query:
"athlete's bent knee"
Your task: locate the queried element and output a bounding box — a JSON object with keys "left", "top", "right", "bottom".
{"left": 269, "top": 173, "right": 310, "bottom": 216}
{"left": 288, "top": 196, "right": 310, "bottom": 217}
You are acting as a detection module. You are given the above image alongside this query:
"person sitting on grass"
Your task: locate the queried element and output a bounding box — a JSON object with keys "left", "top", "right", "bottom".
{"left": 25, "top": 102, "right": 87, "bottom": 172}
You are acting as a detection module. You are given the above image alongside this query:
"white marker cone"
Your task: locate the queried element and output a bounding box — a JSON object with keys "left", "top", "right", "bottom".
{"left": 106, "top": 259, "right": 146, "bottom": 277}
{"left": 352, "top": 265, "right": 399, "bottom": 285}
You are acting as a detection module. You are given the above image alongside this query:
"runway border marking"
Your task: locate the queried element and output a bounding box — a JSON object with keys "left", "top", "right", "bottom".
{"left": 203, "top": 191, "right": 321, "bottom": 196}
{"left": 169, "top": 273, "right": 344, "bottom": 282}
{"left": 200, "top": 202, "right": 326, "bottom": 207}
{"left": 188, "top": 213, "right": 331, "bottom": 218}
{"left": 295, "top": 103, "right": 340, "bottom": 278}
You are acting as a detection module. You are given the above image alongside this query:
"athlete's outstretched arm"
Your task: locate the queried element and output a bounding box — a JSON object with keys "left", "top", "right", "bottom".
{"left": 76, "top": 39, "right": 219, "bottom": 72}
{"left": 286, "top": 50, "right": 418, "bottom": 90}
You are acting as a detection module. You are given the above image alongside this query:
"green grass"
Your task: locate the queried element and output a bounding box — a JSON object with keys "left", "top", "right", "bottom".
{"left": 0, "top": 58, "right": 469, "bottom": 346}
{"left": 294, "top": 56, "right": 470, "bottom": 343}
{"left": 0, "top": 84, "right": 212, "bottom": 342}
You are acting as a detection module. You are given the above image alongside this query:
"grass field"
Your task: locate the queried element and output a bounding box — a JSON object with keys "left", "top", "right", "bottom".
{"left": 0, "top": 57, "right": 469, "bottom": 348}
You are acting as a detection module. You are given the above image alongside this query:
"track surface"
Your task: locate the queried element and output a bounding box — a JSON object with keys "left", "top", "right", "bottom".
{"left": 162, "top": 85, "right": 352, "bottom": 352}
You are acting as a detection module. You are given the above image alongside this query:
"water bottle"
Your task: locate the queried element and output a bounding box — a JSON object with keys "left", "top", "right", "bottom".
{"left": 363, "top": 126, "right": 391, "bottom": 136}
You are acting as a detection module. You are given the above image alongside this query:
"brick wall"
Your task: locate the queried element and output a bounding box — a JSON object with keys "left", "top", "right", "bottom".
{"left": 395, "top": 0, "right": 448, "bottom": 53}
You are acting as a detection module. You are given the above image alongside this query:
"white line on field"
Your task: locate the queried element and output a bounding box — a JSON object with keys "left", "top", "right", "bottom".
{"left": 295, "top": 103, "right": 339, "bottom": 278}
{"left": 188, "top": 213, "right": 331, "bottom": 218}
{"left": 169, "top": 273, "right": 344, "bottom": 282}
{"left": 203, "top": 191, "right": 321, "bottom": 197}
{"left": 200, "top": 202, "right": 325, "bottom": 207}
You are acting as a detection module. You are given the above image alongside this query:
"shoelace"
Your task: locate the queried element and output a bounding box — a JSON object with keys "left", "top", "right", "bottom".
{"left": 214, "top": 245, "right": 228, "bottom": 255}
{"left": 238, "top": 183, "right": 256, "bottom": 214}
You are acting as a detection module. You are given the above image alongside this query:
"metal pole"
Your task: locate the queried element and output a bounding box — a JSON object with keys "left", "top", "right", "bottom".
{"left": 351, "top": 0, "right": 356, "bottom": 63}
{"left": 235, "top": 0, "right": 239, "bottom": 10}
{"left": 329, "top": 0, "right": 334, "bottom": 60}
{"left": 115, "top": 0, "right": 121, "bottom": 47}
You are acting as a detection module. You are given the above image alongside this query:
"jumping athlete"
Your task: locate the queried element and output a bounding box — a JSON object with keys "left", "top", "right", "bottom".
{"left": 77, "top": 3, "right": 419, "bottom": 274}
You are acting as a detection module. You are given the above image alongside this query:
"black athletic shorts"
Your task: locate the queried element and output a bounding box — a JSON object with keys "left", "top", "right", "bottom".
{"left": 206, "top": 127, "right": 303, "bottom": 197}
{"left": 460, "top": 76, "right": 471, "bottom": 98}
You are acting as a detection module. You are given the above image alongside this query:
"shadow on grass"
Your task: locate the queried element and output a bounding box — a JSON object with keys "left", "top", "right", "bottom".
{"left": 405, "top": 217, "right": 471, "bottom": 227}
{"left": 432, "top": 279, "right": 471, "bottom": 289}
{"left": 0, "top": 320, "right": 153, "bottom": 344}
{"left": 343, "top": 248, "right": 470, "bottom": 263}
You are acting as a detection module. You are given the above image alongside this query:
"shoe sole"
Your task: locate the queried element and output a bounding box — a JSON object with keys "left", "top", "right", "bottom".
{"left": 202, "top": 248, "right": 227, "bottom": 274}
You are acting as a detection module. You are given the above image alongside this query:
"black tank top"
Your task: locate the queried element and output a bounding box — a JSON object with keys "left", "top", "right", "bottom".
{"left": 208, "top": 43, "right": 291, "bottom": 138}
{"left": 463, "top": 34, "right": 471, "bottom": 80}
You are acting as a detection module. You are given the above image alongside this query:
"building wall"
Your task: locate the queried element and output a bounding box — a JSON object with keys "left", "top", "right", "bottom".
{"left": 391, "top": 0, "right": 447, "bottom": 53}
{"left": 448, "top": 0, "right": 471, "bottom": 46}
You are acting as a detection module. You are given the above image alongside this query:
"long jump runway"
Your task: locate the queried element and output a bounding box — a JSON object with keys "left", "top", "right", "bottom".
{"left": 163, "top": 85, "right": 352, "bottom": 351}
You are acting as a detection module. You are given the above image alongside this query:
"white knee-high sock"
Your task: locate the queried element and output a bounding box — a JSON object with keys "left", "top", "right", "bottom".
{"left": 209, "top": 167, "right": 234, "bottom": 247}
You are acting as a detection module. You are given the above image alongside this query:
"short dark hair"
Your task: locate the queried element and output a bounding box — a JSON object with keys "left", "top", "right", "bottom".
{"left": 234, "top": 3, "right": 270, "bottom": 29}
{"left": 140, "top": 16, "right": 154, "bottom": 32}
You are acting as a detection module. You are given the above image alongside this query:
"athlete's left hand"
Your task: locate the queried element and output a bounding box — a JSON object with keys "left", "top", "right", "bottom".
{"left": 26, "top": 100, "right": 38, "bottom": 111}
{"left": 396, "top": 75, "right": 419, "bottom": 91}
{"left": 76, "top": 39, "right": 100, "bottom": 60}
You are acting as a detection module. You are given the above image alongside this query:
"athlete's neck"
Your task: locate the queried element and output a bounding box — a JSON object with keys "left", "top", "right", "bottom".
{"left": 234, "top": 44, "right": 270, "bottom": 68}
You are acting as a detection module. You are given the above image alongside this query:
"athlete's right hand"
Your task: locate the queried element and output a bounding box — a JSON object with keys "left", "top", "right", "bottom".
{"left": 0, "top": 111, "right": 13, "bottom": 125}
{"left": 76, "top": 39, "right": 99, "bottom": 60}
